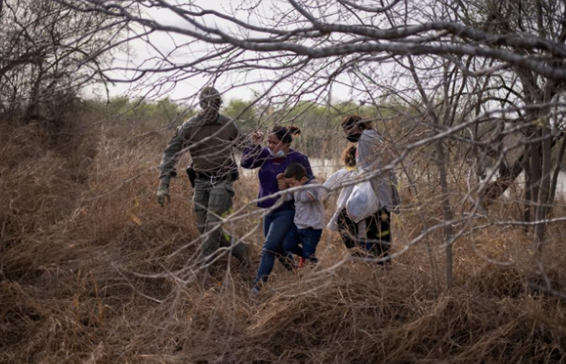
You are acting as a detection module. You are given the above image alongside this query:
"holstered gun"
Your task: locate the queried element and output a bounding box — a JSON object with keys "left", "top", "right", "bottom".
{"left": 228, "top": 159, "right": 239, "bottom": 182}
{"left": 186, "top": 165, "right": 196, "bottom": 187}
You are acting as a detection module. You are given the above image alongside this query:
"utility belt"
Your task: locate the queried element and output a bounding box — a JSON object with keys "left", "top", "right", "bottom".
{"left": 186, "top": 163, "right": 239, "bottom": 187}
{"left": 196, "top": 171, "right": 231, "bottom": 184}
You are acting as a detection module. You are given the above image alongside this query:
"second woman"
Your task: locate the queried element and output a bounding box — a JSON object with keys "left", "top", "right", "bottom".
{"left": 241, "top": 125, "right": 313, "bottom": 296}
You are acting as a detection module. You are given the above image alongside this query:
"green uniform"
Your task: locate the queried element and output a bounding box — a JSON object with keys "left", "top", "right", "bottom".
{"left": 159, "top": 113, "right": 246, "bottom": 261}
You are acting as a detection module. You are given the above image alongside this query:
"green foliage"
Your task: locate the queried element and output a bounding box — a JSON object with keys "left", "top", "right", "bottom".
{"left": 223, "top": 99, "right": 258, "bottom": 133}
{"left": 87, "top": 97, "right": 194, "bottom": 128}
{"left": 263, "top": 100, "right": 412, "bottom": 158}
{"left": 80, "top": 96, "right": 414, "bottom": 159}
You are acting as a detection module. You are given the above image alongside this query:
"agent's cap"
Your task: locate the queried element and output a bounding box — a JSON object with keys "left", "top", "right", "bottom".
{"left": 199, "top": 86, "right": 222, "bottom": 107}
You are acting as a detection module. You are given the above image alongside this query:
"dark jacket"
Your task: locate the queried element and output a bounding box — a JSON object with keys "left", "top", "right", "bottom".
{"left": 241, "top": 145, "right": 313, "bottom": 212}
{"left": 159, "top": 113, "right": 240, "bottom": 186}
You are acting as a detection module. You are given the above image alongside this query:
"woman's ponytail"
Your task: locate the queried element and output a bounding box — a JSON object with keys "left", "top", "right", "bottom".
{"left": 288, "top": 125, "right": 301, "bottom": 136}
{"left": 272, "top": 125, "right": 300, "bottom": 144}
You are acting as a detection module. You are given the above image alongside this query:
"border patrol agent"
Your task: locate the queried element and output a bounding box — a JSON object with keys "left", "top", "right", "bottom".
{"left": 340, "top": 115, "right": 400, "bottom": 264}
{"left": 156, "top": 87, "right": 248, "bottom": 265}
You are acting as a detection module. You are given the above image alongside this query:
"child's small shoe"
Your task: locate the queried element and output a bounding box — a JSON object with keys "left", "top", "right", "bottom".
{"left": 249, "top": 284, "right": 261, "bottom": 299}
{"left": 298, "top": 257, "right": 306, "bottom": 269}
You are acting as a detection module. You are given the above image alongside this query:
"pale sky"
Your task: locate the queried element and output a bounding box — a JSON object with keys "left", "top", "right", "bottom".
{"left": 84, "top": 0, "right": 402, "bottom": 106}
{"left": 87, "top": 1, "right": 286, "bottom": 103}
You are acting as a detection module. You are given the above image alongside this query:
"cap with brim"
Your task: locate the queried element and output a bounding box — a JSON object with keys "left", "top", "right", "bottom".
{"left": 199, "top": 87, "right": 222, "bottom": 103}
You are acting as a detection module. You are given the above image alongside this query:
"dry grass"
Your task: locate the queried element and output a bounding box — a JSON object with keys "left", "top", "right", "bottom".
{"left": 1, "top": 116, "right": 566, "bottom": 364}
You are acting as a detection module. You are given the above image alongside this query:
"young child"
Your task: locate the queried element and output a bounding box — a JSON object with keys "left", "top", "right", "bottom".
{"left": 281, "top": 163, "right": 325, "bottom": 265}
{"left": 322, "top": 145, "right": 367, "bottom": 246}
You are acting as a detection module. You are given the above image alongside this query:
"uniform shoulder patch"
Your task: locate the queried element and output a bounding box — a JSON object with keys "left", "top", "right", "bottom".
{"left": 184, "top": 115, "right": 201, "bottom": 125}
{"left": 218, "top": 114, "right": 232, "bottom": 124}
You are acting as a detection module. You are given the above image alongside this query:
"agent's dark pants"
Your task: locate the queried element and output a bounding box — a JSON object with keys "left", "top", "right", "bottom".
{"left": 337, "top": 208, "right": 391, "bottom": 262}
{"left": 193, "top": 178, "right": 246, "bottom": 261}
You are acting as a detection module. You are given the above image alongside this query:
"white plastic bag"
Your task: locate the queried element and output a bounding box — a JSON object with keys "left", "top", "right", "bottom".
{"left": 346, "top": 181, "right": 380, "bottom": 223}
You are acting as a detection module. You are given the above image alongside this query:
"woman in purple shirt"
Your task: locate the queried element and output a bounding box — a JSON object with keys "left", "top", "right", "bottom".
{"left": 241, "top": 125, "right": 313, "bottom": 296}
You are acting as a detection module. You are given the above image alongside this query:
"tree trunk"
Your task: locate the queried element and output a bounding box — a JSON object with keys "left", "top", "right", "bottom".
{"left": 482, "top": 133, "right": 564, "bottom": 205}
{"left": 435, "top": 140, "right": 454, "bottom": 290}
{"left": 529, "top": 131, "right": 543, "bottom": 218}
{"left": 534, "top": 120, "right": 553, "bottom": 252}
{"left": 523, "top": 143, "right": 532, "bottom": 231}
{"left": 548, "top": 136, "right": 566, "bottom": 212}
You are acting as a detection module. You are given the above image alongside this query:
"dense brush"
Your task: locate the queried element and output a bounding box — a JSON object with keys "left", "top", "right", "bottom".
{"left": 1, "top": 118, "right": 565, "bottom": 364}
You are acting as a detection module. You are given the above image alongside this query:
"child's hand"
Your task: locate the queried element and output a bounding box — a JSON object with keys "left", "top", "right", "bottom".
{"left": 276, "top": 173, "right": 288, "bottom": 190}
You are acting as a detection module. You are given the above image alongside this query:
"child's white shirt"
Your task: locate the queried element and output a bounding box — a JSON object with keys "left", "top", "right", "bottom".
{"left": 323, "top": 167, "right": 358, "bottom": 231}
{"left": 290, "top": 178, "right": 325, "bottom": 230}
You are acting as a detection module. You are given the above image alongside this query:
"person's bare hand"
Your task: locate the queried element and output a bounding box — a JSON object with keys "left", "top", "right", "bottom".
{"left": 276, "top": 173, "right": 288, "bottom": 190}
{"left": 251, "top": 131, "right": 264, "bottom": 146}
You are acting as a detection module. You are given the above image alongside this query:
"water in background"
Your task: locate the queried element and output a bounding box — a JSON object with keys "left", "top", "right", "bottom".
{"left": 239, "top": 155, "right": 566, "bottom": 198}
{"left": 238, "top": 156, "right": 341, "bottom": 179}
{"left": 482, "top": 168, "right": 566, "bottom": 198}
{"left": 309, "top": 158, "right": 343, "bottom": 178}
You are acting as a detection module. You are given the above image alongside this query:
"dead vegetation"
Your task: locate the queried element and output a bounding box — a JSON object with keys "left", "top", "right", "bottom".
{"left": 1, "top": 114, "right": 566, "bottom": 364}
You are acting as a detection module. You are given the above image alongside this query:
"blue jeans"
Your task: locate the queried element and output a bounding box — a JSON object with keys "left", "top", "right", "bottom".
{"left": 255, "top": 209, "right": 295, "bottom": 284}
{"left": 282, "top": 224, "right": 323, "bottom": 263}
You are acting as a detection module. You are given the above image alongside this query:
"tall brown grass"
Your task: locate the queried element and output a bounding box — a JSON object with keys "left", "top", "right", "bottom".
{"left": 1, "top": 113, "right": 566, "bottom": 364}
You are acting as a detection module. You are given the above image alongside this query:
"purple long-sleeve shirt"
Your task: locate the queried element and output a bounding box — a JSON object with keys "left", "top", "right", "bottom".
{"left": 241, "top": 145, "right": 313, "bottom": 212}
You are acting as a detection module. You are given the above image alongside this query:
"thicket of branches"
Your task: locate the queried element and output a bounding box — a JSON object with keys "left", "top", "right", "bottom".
{"left": 2, "top": 0, "right": 566, "bottom": 363}
{"left": 49, "top": 0, "right": 566, "bottom": 281}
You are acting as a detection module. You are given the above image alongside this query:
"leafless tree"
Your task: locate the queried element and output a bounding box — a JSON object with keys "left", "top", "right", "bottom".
{"left": 0, "top": 0, "right": 130, "bottom": 122}
{"left": 50, "top": 0, "right": 566, "bottom": 291}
